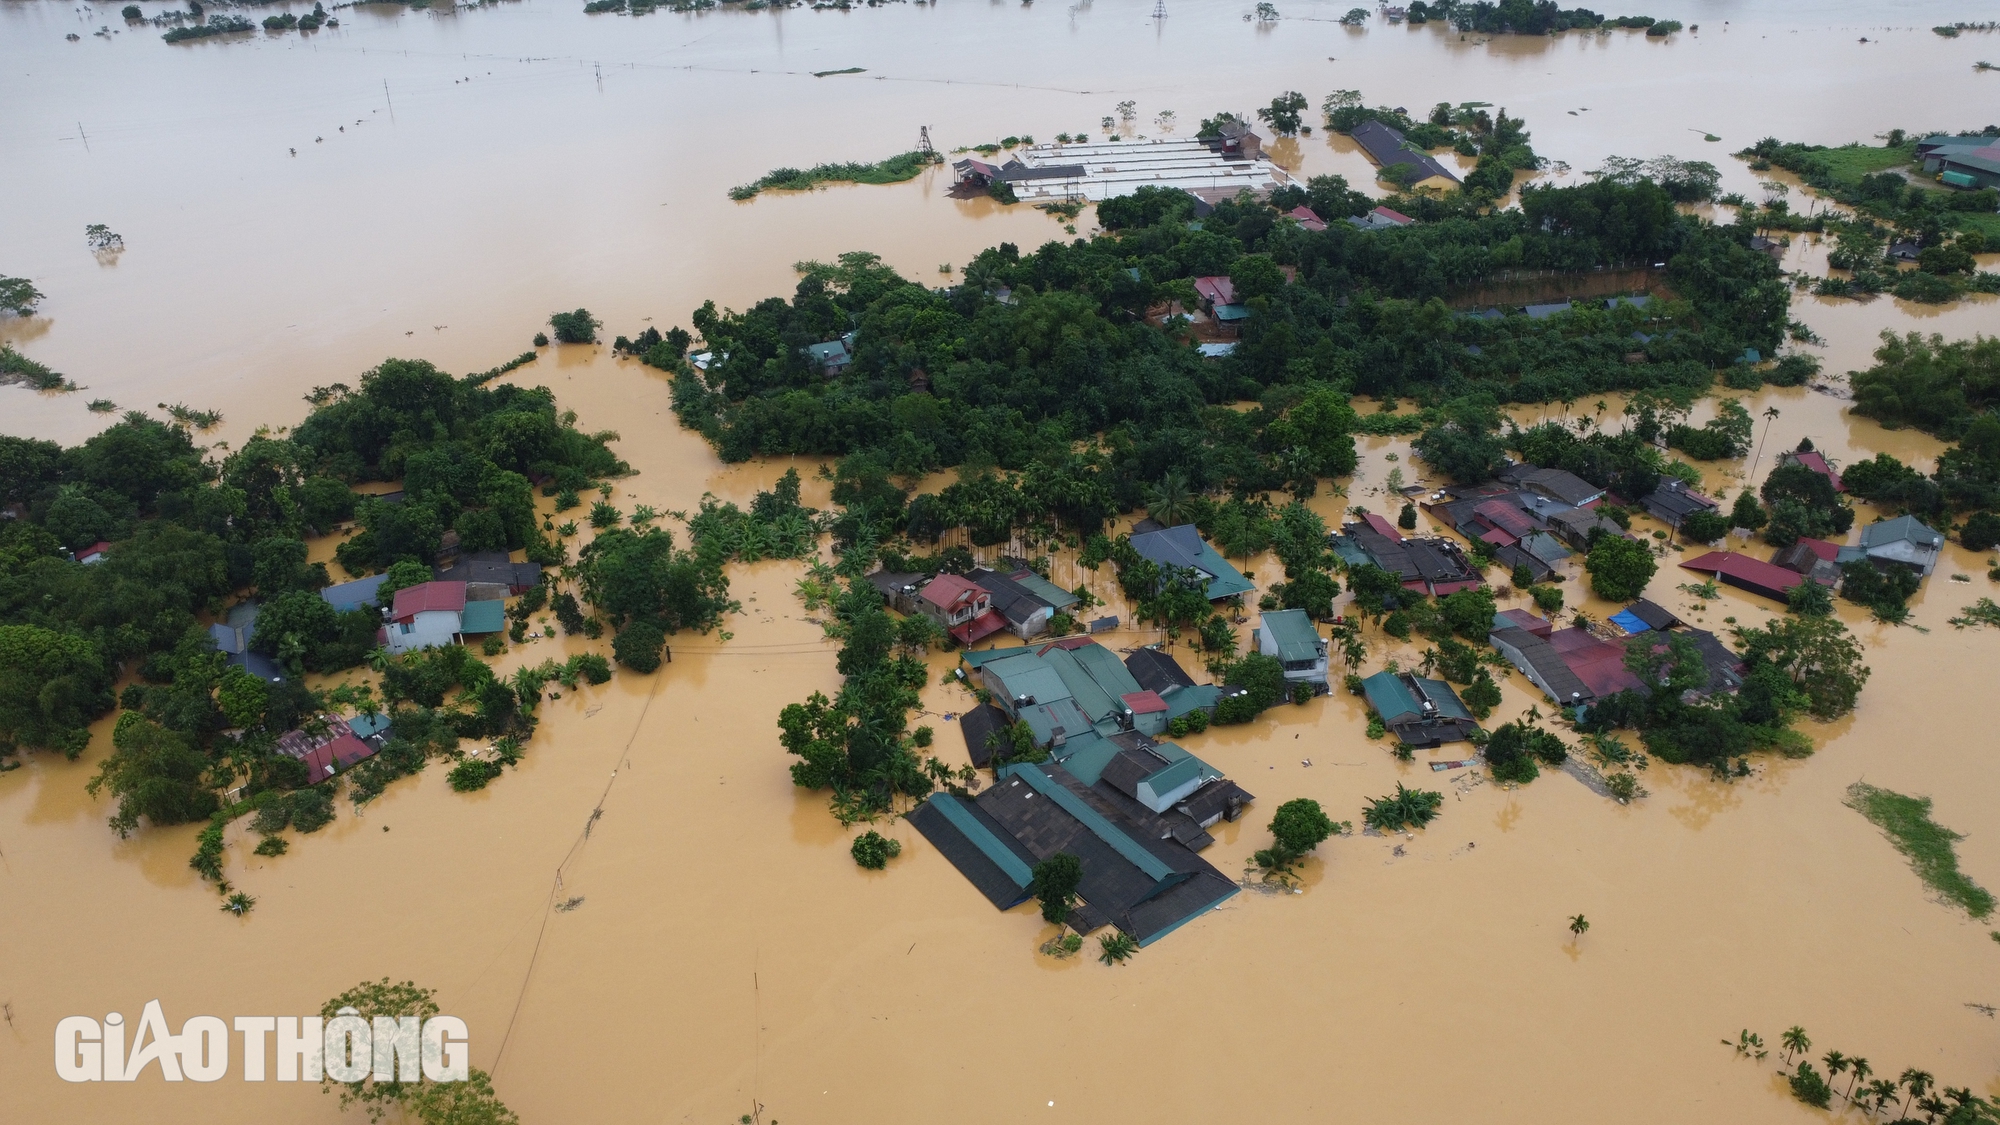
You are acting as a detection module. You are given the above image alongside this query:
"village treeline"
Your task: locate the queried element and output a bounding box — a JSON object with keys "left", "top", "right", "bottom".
{"left": 0, "top": 353, "right": 766, "bottom": 904}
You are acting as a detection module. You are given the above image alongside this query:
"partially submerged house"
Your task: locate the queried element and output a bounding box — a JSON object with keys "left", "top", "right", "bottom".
{"left": 1256, "top": 609, "right": 1328, "bottom": 693}
{"left": 1915, "top": 133, "right": 2000, "bottom": 190}
{"left": 321, "top": 573, "right": 389, "bottom": 613}
{"left": 909, "top": 762, "right": 1242, "bottom": 946}
{"left": 1545, "top": 506, "right": 1626, "bottom": 551}
{"left": 1778, "top": 445, "right": 1844, "bottom": 493}
{"left": 1771, "top": 537, "right": 1842, "bottom": 586}
{"left": 915, "top": 573, "right": 1007, "bottom": 646}
{"left": 1640, "top": 479, "right": 1719, "bottom": 529}
{"left": 804, "top": 337, "right": 854, "bottom": 377}
{"left": 1680, "top": 551, "right": 1815, "bottom": 603}
{"left": 969, "top": 565, "right": 1075, "bottom": 641}
{"left": 1127, "top": 524, "right": 1255, "bottom": 601}
{"left": 1331, "top": 515, "right": 1483, "bottom": 596}
{"left": 1360, "top": 670, "right": 1478, "bottom": 747}
{"left": 1345, "top": 205, "right": 1415, "bottom": 231}
{"left": 1349, "top": 120, "right": 1461, "bottom": 191}
{"left": 275, "top": 715, "right": 377, "bottom": 783}
{"left": 209, "top": 601, "right": 287, "bottom": 682}
{"left": 1489, "top": 625, "right": 1595, "bottom": 707}
{"left": 380, "top": 581, "right": 505, "bottom": 655}
{"left": 434, "top": 552, "right": 542, "bottom": 599}
{"left": 1840, "top": 515, "right": 1945, "bottom": 578}
{"left": 1512, "top": 466, "right": 1606, "bottom": 509}
{"left": 1607, "top": 598, "right": 1682, "bottom": 635}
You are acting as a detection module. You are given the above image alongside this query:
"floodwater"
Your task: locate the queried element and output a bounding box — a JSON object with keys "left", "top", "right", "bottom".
{"left": 4, "top": 1, "right": 2000, "bottom": 1121}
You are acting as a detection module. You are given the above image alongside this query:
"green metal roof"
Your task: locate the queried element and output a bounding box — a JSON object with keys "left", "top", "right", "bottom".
{"left": 459, "top": 599, "right": 506, "bottom": 634}
{"left": 1051, "top": 730, "right": 1119, "bottom": 786}
{"left": 960, "top": 645, "right": 1035, "bottom": 669}
{"left": 1260, "top": 609, "right": 1322, "bottom": 663}
{"left": 1362, "top": 670, "right": 1472, "bottom": 724}
{"left": 982, "top": 653, "right": 1073, "bottom": 708}
{"left": 1070, "top": 643, "right": 1144, "bottom": 700}
{"left": 1002, "top": 765, "right": 1176, "bottom": 882}
{"left": 1860, "top": 514, "right": 1943, "bottom": 549}
{"left": 1161, "top": 683, "right": 1221, "bottom": 720}
{"left": 1041, "top": 647, "right": 1120, "bottom": 724}
{"left": 926, "top": 793, "right": 1034, "bottom": 887}
{"left": 1009, "top": 571, "right": 1079, "bottom": 611}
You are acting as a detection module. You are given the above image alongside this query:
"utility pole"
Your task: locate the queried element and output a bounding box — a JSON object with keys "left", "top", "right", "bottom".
{"left": 918, "top": 125, "right": 935, "bottom": 157}
{"left": 1152, "top": 0, "right": 1167, "bottom": 17}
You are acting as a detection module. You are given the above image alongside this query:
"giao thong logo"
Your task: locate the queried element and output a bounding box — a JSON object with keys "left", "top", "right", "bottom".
{"left": 55, "top": 1000, "right": 470, "bottom": 1083}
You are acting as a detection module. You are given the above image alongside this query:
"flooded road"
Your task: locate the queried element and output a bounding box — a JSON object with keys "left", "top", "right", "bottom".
{"left": 5, "top": 0, "right": 2000, "bottom": 1121}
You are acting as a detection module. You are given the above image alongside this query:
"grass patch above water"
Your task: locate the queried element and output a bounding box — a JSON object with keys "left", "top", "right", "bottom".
{"left": 728, "top": 150, "right": 940, "bottom": 200}
{"left": 1845, "top": 782, "right": 1995, "bottom": 919}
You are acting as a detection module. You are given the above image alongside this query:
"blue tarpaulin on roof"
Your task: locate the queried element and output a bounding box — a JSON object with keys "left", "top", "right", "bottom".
{"left": 1608, "top": 609, "right": 1651, "bottom": 635}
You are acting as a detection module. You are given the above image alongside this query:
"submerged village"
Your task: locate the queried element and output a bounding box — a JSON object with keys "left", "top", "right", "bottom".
{"left": 8, "top": 5, "right": 2000, "bottom": 1119}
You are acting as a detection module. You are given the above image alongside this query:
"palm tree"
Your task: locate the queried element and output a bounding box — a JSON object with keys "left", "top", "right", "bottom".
{"left": 1568, "top": 913, "right": 1589, "bottom": 937}
{"left": 1846, "top": 1057, "right": 1871, "bottom": 1104}
{"left": 1823, "top": 1051, "right": 1849, "bottom": 1095}
{"left": 1747, "top": 405, "right": 1781, "bottom": 485}
{"left": 1144, "top": 471, "right": 1194, "bottom": 527}
{"left": 1899, "top": 1069, "right": 1933, "bottom": 1118}
{"left": 366, "top": 645, "right": 392, "bottom": 673}
{"left": 1865, "top": 1078, "right": 1899, "bottom": 1117}
{"left": 1781, "top": 1026, "right": 1811, "bottom": 1065}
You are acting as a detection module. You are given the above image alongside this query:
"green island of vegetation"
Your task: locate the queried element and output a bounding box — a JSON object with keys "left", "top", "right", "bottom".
{"left": 0, "top": 331, "right": 838, "bottom": 904}
{"left": 1844, "top": 782, "right": 1995, "bottom": 919}
{"left": 162, "top": 13, "right": 254, "bottom": 42}
{"left": 1402, "top": 1, "right": 1681, "bottom": 36}
{"left": 729, "top": 151, "right": 942, "bottom": 201}
{"left": 1, "top": 275, "right": 44, "bottom": 317}
{"left": 1, "top": 343, "right": 75, "bottom": 392}
{"left": 1734, "top": 129, "right": 2000, "bottom": 303}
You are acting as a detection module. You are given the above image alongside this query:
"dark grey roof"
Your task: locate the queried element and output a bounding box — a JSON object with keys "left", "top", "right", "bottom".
{"left": 979, "top": 765, "right": 1237, "bottom": 945}
{"left": 867, "top": 570, "right": 928, "bottom": 601}
{"left": 1520, "top": 468, "right": 1604, "bottom": 507}
{"left": 1174, "top": 778, "right": 1253, "bottom": 829}
{"left": 1402, "top": 538, "right": 1480, "bottom": 585}
{"left": 1641, "top": 480, "right": 1717, "bottom": 525}
{"left": 1493, "top": 544, "right": 1554, "bottom": 583}
{"left": 1349, "top": 119, "right": 1460, "bottom": 183}
{"left": 958, "top": 703, "right": 1010, "bottom": 769}
{"left": 968, "top": 567, "right": 1051, "bottom": 627}
{"left": 1087, "top": 767, "right": 1215, "bottom": 852}
{"left": 1626, "top": 599, "right": 1681, "bottom": 631}
{"left": 994, "top": 160, "right": 1087, "bottom": 182}
{"left": 1683, "top": 628, "right": 1745, "bottom": 694}
{"left": 1490, "top": 626, "right": 1593, "bottom": 704}
{"left": 434, "top": 551, "right": 541, "bottom": 588}
{"left": 907, "top": 795, "right": 1039, "bottom": 910}
{"left": 1347, "top": 526, "right": 1417, "bottom": 580}
{"left": 1125, "top": 648, "right": 1197, "bottom": 695}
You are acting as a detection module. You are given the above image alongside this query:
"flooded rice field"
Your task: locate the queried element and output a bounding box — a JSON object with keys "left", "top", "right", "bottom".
{"left": 3, "top": 0, "right": 1999, "bottom": 1121}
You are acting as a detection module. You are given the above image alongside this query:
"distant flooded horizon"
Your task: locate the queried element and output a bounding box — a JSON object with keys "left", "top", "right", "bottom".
{"left": 4, "top": 1, "right": 2000, "bottom": 1122}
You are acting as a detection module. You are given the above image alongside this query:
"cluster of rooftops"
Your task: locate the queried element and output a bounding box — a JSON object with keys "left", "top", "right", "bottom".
{"left": 915, "top": 635, "right": 1254, "bottom": 947}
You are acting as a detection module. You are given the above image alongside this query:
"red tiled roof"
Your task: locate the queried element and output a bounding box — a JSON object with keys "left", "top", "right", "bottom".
{"left": 78, "top": 541, "right": 113, "bottom": 560}
{"left": 1496, "top": 608, "right": 1552, "bottom": 637}
{"left": 1478, "top": 526, "right": 1518, "bottom": 548}
{"left": 1794, "top": 537, "right": 1839, "bottom": 561}
{"left": 920, "top": 573, "right": 988, "bottom": 612}
{"left": 1372, "top": 206, "right": 1413, "bottom": 225}
{"left": 1681, "top": 551, "right": 1806, "bottom": 599}
{"left": 1785, "top": 450, "right": 1845, "bottom": 492}
{"left": 391, "top": 581, "right": 467, "bottom": 622}
{"left": 1362, "top": 512, "right": 1404, "bottom": 542}
{"left": 1192, "top": 276, "right": 1238, "bottom": 306}
{"left": 1120, "top": 690, "right": 1169, "bottom": 714}
{"left": 949, "top": 608, "right": 1007, "bottom": 646}
{"left": 1473, "top": 499, "right": 1536, "bottom": 539}
{"left": 1287, "top": 206, "right": 1327, "bottom": 232}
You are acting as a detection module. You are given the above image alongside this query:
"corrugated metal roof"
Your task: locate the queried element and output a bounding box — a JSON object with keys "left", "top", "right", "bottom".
{"left": 1260, "top": 609, "right": 1322, "bottom": 664}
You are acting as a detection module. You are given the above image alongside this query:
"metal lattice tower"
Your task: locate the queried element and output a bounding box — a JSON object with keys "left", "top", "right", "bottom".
{"left": 1152, "top": 0, "right": 1166, "bottom": 18}
{"left": 918, "top": 125, "right": 935, "bottom": 156}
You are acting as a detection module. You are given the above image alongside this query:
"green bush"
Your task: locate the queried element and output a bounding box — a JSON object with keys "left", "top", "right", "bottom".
{"left": 548, "top": 309, "right": 600, "bottom": 344}
{"left": 447, "top": 758, "right": 503, "bottom": 792}
{"left": 850, "top": 829, "right": 902, "bottom": 870}
{"left": 612, "top": 620, "right": 665, "bottom": 673}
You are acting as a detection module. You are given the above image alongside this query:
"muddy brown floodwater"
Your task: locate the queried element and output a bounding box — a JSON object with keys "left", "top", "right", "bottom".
{"left": 4, "top": 0, "right": 2000, "bottom": 1121}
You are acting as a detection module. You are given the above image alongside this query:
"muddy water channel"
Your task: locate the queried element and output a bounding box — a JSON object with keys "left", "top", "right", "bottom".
{"left": 5, "top": 0, "right": 2000, "bottom": 1121}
